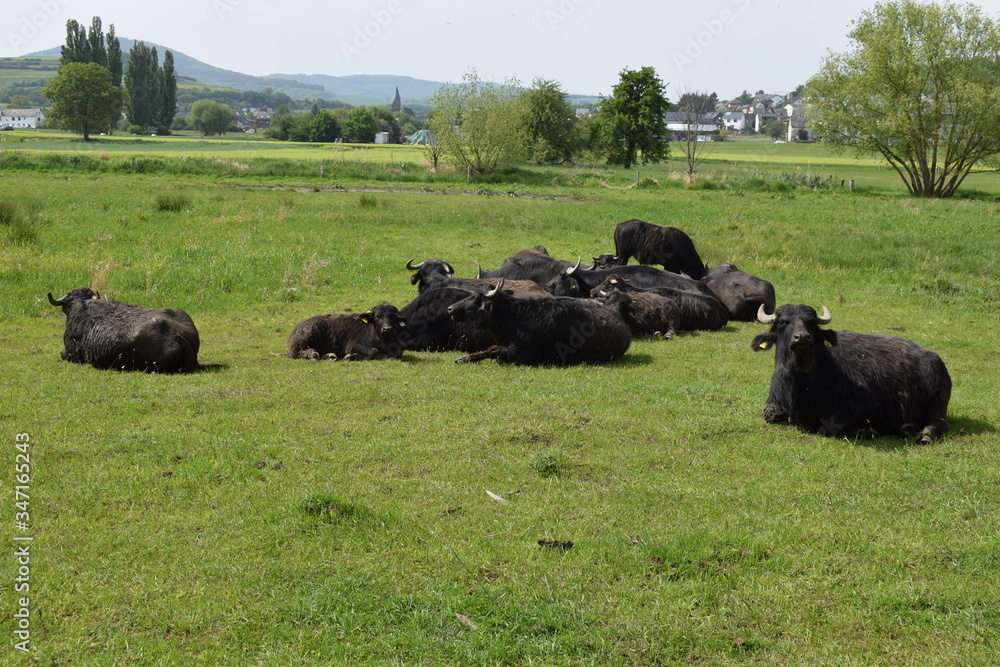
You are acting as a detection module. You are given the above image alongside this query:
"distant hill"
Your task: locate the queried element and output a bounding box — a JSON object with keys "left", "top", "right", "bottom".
{"left": 23, "top": 41, "right": 441, "bottom": 106}
{"left": 17, "top": 42, "right": 597, "bottom": 108}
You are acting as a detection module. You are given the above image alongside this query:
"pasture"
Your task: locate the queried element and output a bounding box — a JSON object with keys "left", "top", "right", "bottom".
{"left": 1, "top": 150, "right": 999, "bottom": 665}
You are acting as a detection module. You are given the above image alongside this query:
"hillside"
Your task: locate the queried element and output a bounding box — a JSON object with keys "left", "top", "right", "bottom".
{"left": 21, "top": 42, "right": 440, "bottom": 106}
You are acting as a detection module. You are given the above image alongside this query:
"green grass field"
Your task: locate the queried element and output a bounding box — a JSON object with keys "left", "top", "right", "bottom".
{"left": 1, "top": 142, "right": 999, "bottom": 665}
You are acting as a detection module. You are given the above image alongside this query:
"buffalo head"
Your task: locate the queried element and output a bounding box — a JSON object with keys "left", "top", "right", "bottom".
{"left": 752, "top": 304, "right": 835, "bottom": 374}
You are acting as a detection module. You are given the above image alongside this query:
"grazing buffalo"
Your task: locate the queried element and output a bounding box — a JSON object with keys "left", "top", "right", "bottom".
{"left": 590, "top": 275, "right": 729, "bottom": 331}
{"left": 752, "top": 304, "right": 951, "bottom": 444}
{"left": 398, "top": 287, "right": 499, "bottom": 352}
{"left": 545, "top": 260, "right": 720, "bottom": 300}
{"left": 702, "top": 263, "right": 776, "bottom": 321}
{"left": 406, "top": 258, "right": 547, "bottom": 297}
{"left": 48, "top": 287, "right": 200, "bottom": 373}
{"left": 446, "top": 279, "right": 631, "bottom": 365}
{"left": 594, "top": 289, "right": 678, "bottom": 339}
{"left": 613, "top": 219, "right": 707, "bottom": 279}
{"left": 285, "top": 303, "right": 407, "bottom": 361}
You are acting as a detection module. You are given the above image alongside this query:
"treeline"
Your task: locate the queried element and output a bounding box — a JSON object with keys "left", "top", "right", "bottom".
{"left": 58, "top": 17, "right": 177, "bottom": 134}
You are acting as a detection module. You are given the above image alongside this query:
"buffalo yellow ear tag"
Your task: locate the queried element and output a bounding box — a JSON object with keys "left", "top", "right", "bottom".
{"left": 759, "top": 342, "right": 768, "bottom": 349}
{"left": 487, "top": 303, "right": 493, "bottom": 312}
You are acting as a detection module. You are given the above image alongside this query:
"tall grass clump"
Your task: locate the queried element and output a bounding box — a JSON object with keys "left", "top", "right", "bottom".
{"left": 154, "top": 191, "right": 193, "bottom": 212}
{"left": 0, "top": 198, "right": 38, "bottom": 245}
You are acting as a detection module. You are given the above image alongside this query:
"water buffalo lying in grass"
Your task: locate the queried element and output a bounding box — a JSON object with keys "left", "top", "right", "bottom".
{"left": 446, "top": 279, "right": 631, "bottom": 365}
{"left": 398, "top": 287, "right": 499, "bottom": 352}
{"left": 594, "top": 289, "right": 679, "bottom": 339}
{"left": 406, "top": 258, "right": 547, "bottom": 297}
{"left": 285, "top": 303, "right": 407, "bottom": 361}
{"left": 544, "top": 260, "right": 719, "bottom": 300}
{"left": 589, "top": 275, "right": 729, "bottom": 331}
{"left": 48, "top": 287, "right": 200, "bottom": 373}
{"left": 702, "top": 263, "right": 776, "bottom": 321}
{"left": 752, "top": 304, "right": 951, "bottom": 444}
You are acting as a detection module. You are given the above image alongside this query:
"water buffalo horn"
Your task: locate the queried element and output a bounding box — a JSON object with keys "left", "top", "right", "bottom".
{"left": 475, "top": 261, "right": 483, "bottom": 279}
{"left": 47, "top": 292, "right": 64, "bottom": 306}
{"left": 757, "top": 304, "right": 776, "bottom": 323}
{"left": 405, "top": 258, "right": 424, "bottom": 271}
{"left": 817, "top": 306, "right": 832, "bottom": 325}
{"left": 566, "top": 256, "right": 582, "bottom": 275}
{"left": 485, "top": 278, "right": 504, "bottom": 297}
{"left": 443, "top": 260, "right": 455, "bottom": 275}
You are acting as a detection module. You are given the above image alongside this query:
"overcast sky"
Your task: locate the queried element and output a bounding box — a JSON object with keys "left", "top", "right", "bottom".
{"left": 7, "top": 0, "right": 1000, "bottom": 99}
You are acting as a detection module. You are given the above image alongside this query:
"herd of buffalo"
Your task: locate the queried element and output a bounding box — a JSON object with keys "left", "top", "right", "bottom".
{"left": 47, "top": 218, "right": 952, "bottom": 444}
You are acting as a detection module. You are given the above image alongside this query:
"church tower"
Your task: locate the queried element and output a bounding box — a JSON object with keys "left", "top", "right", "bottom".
{"left": 391, "top": 87, "right": 401, "bottom": 113}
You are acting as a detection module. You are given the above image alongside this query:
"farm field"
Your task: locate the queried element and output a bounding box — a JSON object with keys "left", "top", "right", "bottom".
{"left": 6, "top": 128, "right": 1000, "bottom": 194}
{"left": 1, "top": 157, "right": 999, "bottom": 665}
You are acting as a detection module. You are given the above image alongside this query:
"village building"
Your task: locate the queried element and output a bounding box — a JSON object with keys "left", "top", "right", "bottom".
{"left": 1, "top": 108, "right": 45, "bottom": 129}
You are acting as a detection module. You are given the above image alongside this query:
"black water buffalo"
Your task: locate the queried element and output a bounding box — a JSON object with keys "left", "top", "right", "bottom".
{"left": 594, "top": 289, "right": 679, "bottom": 339}
{"left": 545, "top": 260, "right": 720, "bottom": 300}
{"left": 446, "top": 279, "right": 631, "bottom": 365}
{"left": 48, "top": 287, "right": 200, "bottom": 373}
{"left": 752, "top": 304, "right": 951, "bottom": 444}
{"left": 591, "top": 253, "right": 620, "bottom": 270}
{"left": 475, "top": 251, "right": 581, "bottom": 285}
{"left": 285, "top": 303, "right": 407, "bottom": 361}
{"left": 406, "top": 258, "right": 547, "bottom": 297}
{"left": 590, "top": 275, "right": 729, "bottom": 331}
{"left": 398, "top": 287, "right": 499, "bottom": 352}
{"left": 702, "top": 263, "right": 776, "bottom": 321}
{"left": 613, "top": 219, "right": 707, "bottom": 279}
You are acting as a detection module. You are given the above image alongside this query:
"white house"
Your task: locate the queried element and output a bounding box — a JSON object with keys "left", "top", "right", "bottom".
{"left": 721, "top": 111, "right": 745, "bottom": 133}
{"left": 0, "top": 109, "right": 45, "bottom": 129}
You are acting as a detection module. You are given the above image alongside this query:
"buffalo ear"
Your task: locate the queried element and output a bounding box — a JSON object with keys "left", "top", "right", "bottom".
{"left": 822, "top": 330, "right": 838, "bottom": 347}
{"left": 357, "top": 312, "right": 373, "bottom": 324}
{"left": 409, "top": 273, "right": 421, "bottom": 286}
{"left": 751, "top": 332, "right": 775, "bottom": 351}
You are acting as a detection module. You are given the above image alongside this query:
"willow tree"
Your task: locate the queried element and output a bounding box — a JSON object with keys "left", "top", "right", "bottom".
{"left": 807, "top": 0, "right": 1000, "bottom": 197}
{"left": 428, "top": 70, "right": 527, "bottom": 176}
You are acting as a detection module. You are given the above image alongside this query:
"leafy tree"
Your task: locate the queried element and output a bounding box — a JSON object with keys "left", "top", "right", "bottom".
{"left": 106, "top": 24, "right": 122, "bottom": 87}
{"left": 807, "top": 0, "right": 1000, "bottom": 197}
{"left": 342, "top": 107, "right": 378, "bottom": 143}
{"left": 42, "top": 62, "right": 124, "bottom": 141}
{"left": 522, "top": 77, "right": 579, "bottom": 164}
{"left": 763, "top": 119, "right": 786, "bottom": 140}
{"left": 428, "top": 69, "right": 528, "bottom": 175}
{"left": 125, "top": 41, "right": 159, "bottom": 129}
{"left": 738, "top": 90, "right": 753, "bottom": 105}
{"left": 10, "top": 94, "right": 31, "bottom": 109}
{"left": 592, "top": 66, "right": 671, "bottom": 169}
{"left": 60, "top": 17, "right": 122, "bottom": 130}
{"left": 188, "top": 99, "right": 232, "bottom": 136}
{"left": 60, "top": 19, "right": 91, "bottom": 65}
{"left": 158, "top": 50, "right": 177, "bottom": 131}
{"left": 309, "top": 110, "right": 341, "bottom": 142}
{"left": 372, "top": 108, "right": 401, "bottom": 142}
{"left": 677, "top": 91, "right": 718, "bottom": 114}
